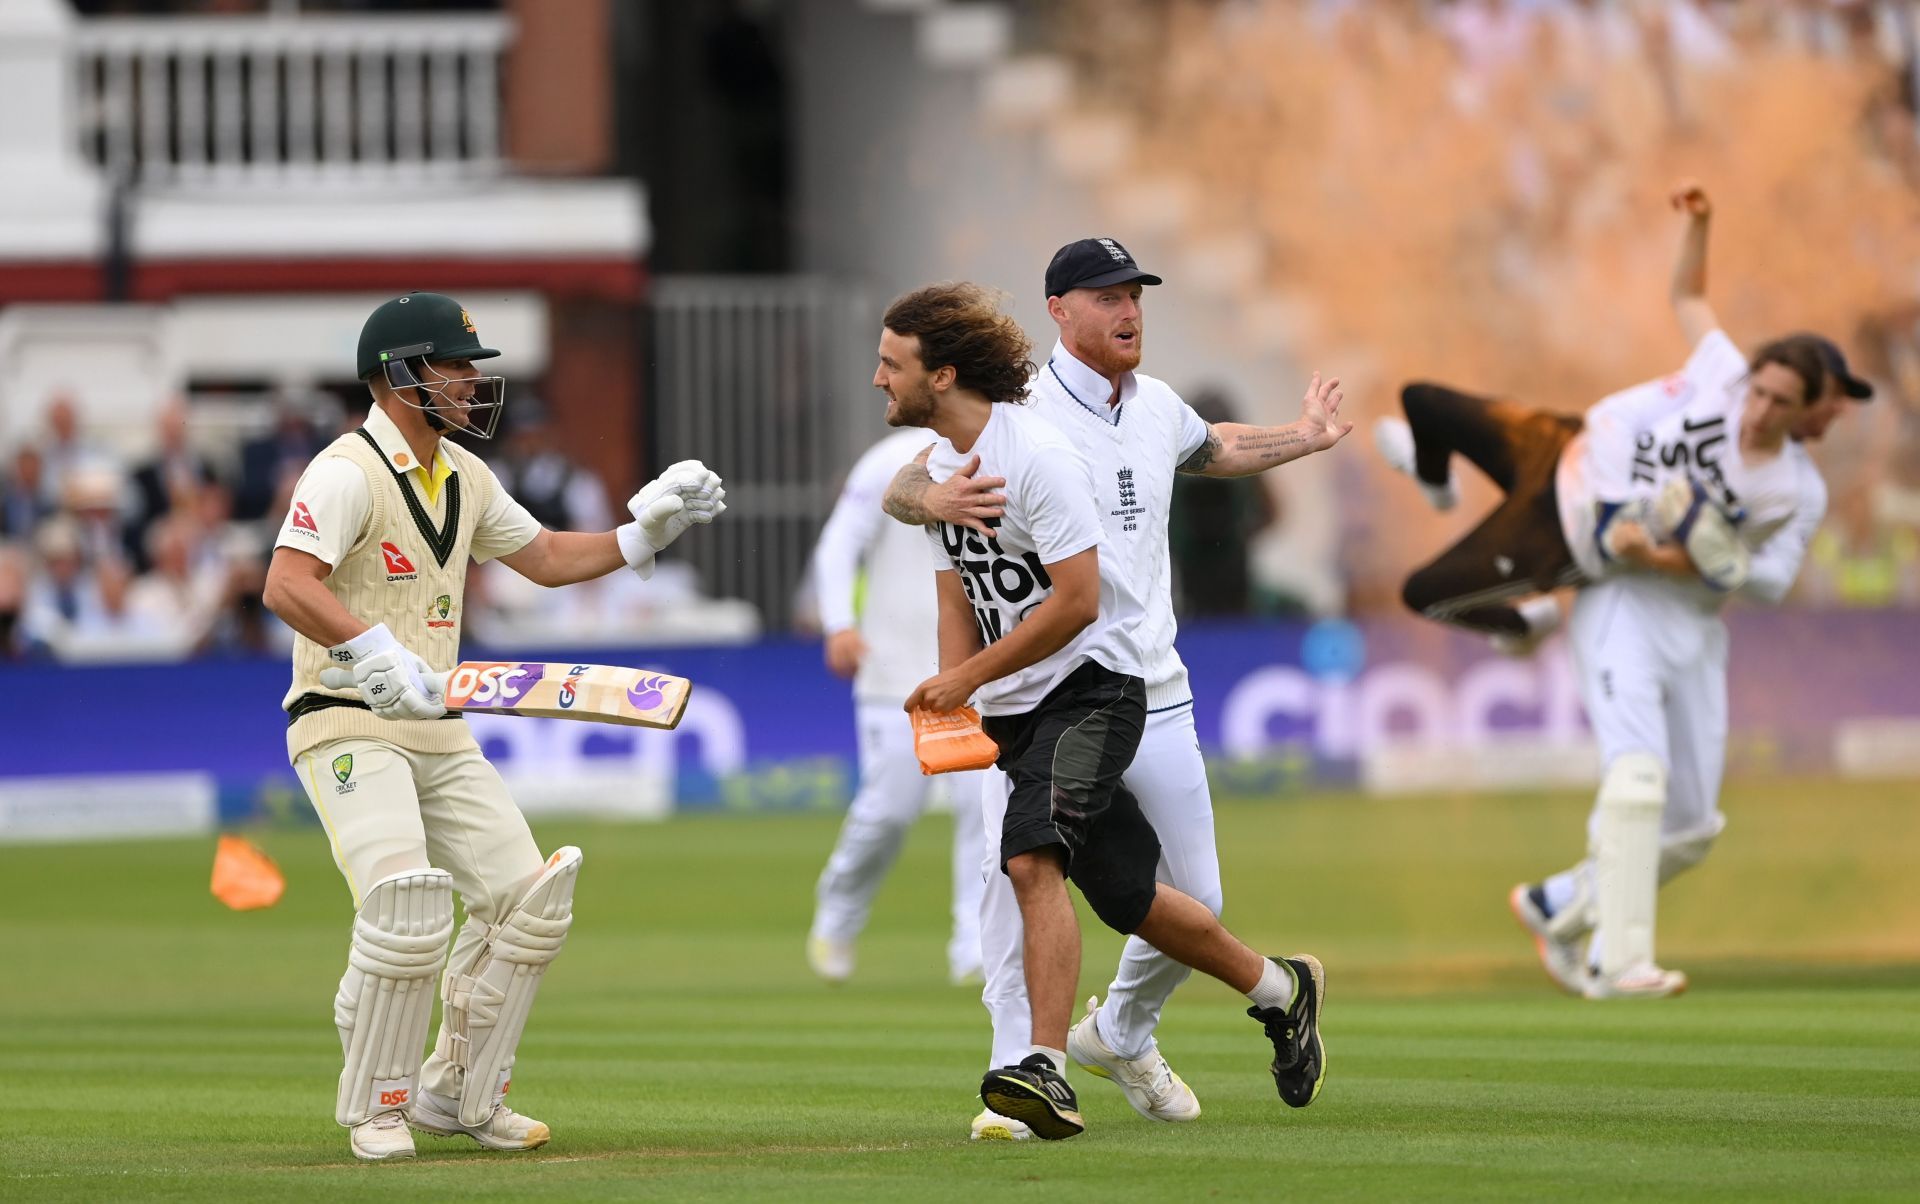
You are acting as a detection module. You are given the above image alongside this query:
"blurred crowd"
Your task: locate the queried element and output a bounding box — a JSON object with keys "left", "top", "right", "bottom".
{"left": 0, "top": 390, "right": 752, "bottom": 663}
{"left": 1048, "top": 0, "right": 1920, "bottom": 610}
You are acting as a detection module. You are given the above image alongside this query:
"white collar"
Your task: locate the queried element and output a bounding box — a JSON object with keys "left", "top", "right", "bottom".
{"left": 1046, "top": 340, "right": 1135, "bottom": 425}
{"left": 363, "top": 404, "right": 456, "bottom": 476}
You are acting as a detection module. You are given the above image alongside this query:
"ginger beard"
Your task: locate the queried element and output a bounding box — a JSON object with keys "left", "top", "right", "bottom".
{"left": 1055, "top": 287, "right": 1144, "bottom": 379}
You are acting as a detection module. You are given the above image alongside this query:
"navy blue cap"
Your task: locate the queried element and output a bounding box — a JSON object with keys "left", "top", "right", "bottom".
{"left": 1045, "top": 237, "right": 1163, "bottom": 299}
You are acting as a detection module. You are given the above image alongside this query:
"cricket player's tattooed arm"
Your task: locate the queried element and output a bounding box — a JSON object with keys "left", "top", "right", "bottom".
{"left": 1177, "top": 429, "right": 1223, "bottom": 474}
{"left": 1227, "top": 427, "right": 1311, "bottom": 463}
{"left": 1178, "top": 424, "right": 1314, "bottom": 476}
{"left": 883, "top": 455, "right": 938, "bottom": 525}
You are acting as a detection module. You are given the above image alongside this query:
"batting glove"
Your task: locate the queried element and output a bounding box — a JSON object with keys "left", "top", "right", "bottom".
{"left": 617, "top": 460, "right": 728, "bottom": 580}
{"left": 319, "top": 623, "right": 447, "bottom": 720}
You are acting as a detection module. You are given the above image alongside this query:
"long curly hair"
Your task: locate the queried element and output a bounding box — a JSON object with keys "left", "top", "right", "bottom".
{"left": 882, "top": 283, "right": 1035, "bottom": 404}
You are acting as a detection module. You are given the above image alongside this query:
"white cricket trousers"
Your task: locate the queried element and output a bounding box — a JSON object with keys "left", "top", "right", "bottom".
{"left": 1553, "top": 577, "right": 1730, "bottom": 925}
{"left": 979, "top": 702, "right": 1221, "bottom": 1067}
{"left": 810, "top": 700, "right": 986, "bottom": 977}
{"left": 295, "top": 735, "right": 546, "bottom": 1100}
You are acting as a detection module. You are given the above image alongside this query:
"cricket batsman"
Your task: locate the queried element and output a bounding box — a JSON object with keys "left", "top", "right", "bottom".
{"left": 262, "top": 292, "right": 726, "bottom": 1160}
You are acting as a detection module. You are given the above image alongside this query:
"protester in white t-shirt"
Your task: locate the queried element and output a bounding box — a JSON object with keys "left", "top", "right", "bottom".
{"left": 1373, "top": 183, "right": 1872, "bottom": 1001}
{"left": 875, "top": 281, "right": 1329, "bottom": 1142}
{"left": 804, "top": 427, "right": 986, "bottom": 987}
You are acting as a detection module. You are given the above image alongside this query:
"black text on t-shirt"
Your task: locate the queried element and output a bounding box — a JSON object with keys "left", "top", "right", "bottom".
{"left": 939, "top": 520, "right": 1055, "bottom": 644}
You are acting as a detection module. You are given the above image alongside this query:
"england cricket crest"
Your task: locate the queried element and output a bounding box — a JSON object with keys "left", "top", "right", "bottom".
{"left": 332, "top": 754, "right": 353, "bottom": 784}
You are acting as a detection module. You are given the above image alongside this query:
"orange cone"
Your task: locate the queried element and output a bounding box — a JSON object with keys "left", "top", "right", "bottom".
{"left": 211, "top": 833, "right": 286, "bottom": 911}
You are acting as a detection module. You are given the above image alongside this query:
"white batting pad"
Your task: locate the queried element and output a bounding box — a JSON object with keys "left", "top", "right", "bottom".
{"left": 334, "top": 868, "right": 455, "bottom": 1126}
{"left": 1593, "top": 753, "right": 1665, "bottom": 979}
{"left": 438, "top": 846, "right": 581, "bottom": 1127}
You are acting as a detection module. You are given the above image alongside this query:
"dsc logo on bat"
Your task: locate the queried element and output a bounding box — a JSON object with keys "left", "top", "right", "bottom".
{"left": 445, "top": 662, "right": 546, "bottom": 707}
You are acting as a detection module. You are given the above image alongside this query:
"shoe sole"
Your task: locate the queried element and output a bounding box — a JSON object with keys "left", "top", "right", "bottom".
{"left": 969, "top": 1120, "right": 1030, "bottom": 1142}
{"left": 980, "top": 1074, "right": 1084, "bottom": 1141}
{"left": 350, "top": 1144, "right": 415, "bottom": 1162}
{"left": 1586, "top": 974, "right": 1689, "bottom": 1000}
{"left": 1285, "top": 954, "right": 1327, "bottom": 1108}
{"left": 1507, "top": 885, "right": 1586, "bottom": 997}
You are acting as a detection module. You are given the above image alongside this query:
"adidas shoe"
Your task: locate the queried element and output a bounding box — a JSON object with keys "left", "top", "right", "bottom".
{"left": 1508, "top": 883, "right": 1591, "bottom": 996}
{"left": 1248, "top": 954, "right": 1327, "bottom": 1108}
{"left": 979, "top": 1053, "right": 1084, "bottom": 1141}
{"left": 969, "top": 1107, "right": 1032, "bottom": 1141}
{"left": 1066, "top": 996, "right": 1200, "bottom": 1123}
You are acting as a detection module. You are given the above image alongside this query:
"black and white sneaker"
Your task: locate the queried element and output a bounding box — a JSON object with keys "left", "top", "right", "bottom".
{"left": 1248, "top": 954, "right": 1327, "bottom": 1108}
{"left": 979, "top": 1053, "right": 1085, "bottom": 1140}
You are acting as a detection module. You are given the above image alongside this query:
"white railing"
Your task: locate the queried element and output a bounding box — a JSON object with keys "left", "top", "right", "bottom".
{"left": 72, "top": 14, "right": 512, "bottom": 187}
{"left": 649, "top": 277, "right": 880, "bottom": 630}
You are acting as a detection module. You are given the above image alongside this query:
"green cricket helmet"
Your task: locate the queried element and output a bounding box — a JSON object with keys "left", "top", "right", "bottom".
{"left": 356, "top": 291, "right": 507, "bottom": 439}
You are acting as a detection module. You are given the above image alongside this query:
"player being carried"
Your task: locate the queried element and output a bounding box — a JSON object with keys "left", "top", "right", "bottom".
{"left": 884, "top": 239, "right": 1350, "bottom": 1140}
{"left": 875, "top": 281, "right": 1328, "bottom": 1141}
{"left": 1374, "top": 185, "right": 1871, "bottom": 997}
{"left": 263, "top": 292, "right": 726, "bottom": 1160}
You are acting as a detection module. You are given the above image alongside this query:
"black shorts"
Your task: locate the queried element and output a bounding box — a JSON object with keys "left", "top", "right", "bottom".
{"left": 981, "top": 662, "right": 1162, "bottom": 929}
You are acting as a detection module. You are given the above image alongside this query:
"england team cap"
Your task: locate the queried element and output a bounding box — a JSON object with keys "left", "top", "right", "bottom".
{"left": 1804, "top": 334, "right": 1875, "bottom": 400}
{"left": 1045, "top": 237, "right": 1164, "bottom": 299}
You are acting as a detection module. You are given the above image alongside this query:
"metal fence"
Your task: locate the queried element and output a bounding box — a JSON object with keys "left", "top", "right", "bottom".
{"left": 72, "top": 14, "right": 512, "bottom": 186}
{"left": 648, "top": 277, "right": 881, "bottom": 632}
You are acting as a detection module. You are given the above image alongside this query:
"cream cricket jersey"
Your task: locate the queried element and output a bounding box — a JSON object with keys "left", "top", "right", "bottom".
{"left": 274, "top": 405, "right": 540, "bottom": 759}
{"left": 1027, "top": 341, "right": 1210, "bottom": 712}
{"left": 922, "top": 402, "right": 1149, "bottom": 717}
{"left": 1556, "top": 329, "right": 1828, "bottom": 609}
{"left": 812, "top": 428, "right": 942, "bottom": 703}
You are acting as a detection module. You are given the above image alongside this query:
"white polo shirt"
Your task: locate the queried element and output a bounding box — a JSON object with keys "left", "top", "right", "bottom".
{"left": 1027, "top": 341, "right": 1210, "bottom": 712}
{"left": 923, "top": 402, "right": 1149, "bottom": 716}
{"left": 274, "top": 404, "right": 540, "bottom": 568}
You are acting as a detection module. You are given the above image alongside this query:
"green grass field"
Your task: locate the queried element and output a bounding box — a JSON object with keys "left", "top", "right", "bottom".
{"left": 5, "top": 779, "right": 1918, "bottom": 1202}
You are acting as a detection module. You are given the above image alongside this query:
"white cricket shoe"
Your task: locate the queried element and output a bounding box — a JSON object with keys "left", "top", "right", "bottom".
{"left": 1585, "top": 964, "right": 1689, "bottom": 1000}
{"left": 348, "top": 1110, "right": 416, "bottom": 1161}
{"left": 1508, "top": 883, "right": 1589, "bottom": 996}
{"left": 969, "top": 1107, "right": 1032, "bottom": 1141}
{"left": 1066, "top": 996, "right": 1201, "bottom": 1123}
{"left": 410, "top": 1089, "right": 551, "bottom": 1151}
{"left": 807, "top": 936, "right": 855, "bottom": 984}
{"left": 1372, "top": 417, "right": 1458, "bottom": 510}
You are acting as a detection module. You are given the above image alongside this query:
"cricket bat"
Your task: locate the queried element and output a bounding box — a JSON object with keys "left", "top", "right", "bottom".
{"left": 440, "top": 661, "right": 691, "bottom": 729}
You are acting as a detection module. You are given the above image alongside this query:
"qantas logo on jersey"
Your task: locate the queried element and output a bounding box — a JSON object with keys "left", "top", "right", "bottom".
{"left": 380, "top": 541, "right": 419, "bottom": 581}
{"left": 1632, "top": 415, "right": 1737, "bottom": 505}
{"left": 938, "top": 520, "right": 1054, "bottom": 645}
{"left": 288, "top": 502, "right": 319, "bottom": 537}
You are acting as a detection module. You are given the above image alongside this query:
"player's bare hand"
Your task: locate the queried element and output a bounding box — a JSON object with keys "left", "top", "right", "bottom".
{"left": 1670, "top": 181, "right": 1711, "bottom": 219}
{"left": 1300, "top": 371, "right": 1353, "bottom": 452}
{"left": 925, "top": 454, "right": 1006, "bottom": 534}
{"left": 904, "top": 668, "right": 976, "bottom": 715}
{"left": 824, "top": 629, "right": 867, "bottom": 679}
